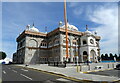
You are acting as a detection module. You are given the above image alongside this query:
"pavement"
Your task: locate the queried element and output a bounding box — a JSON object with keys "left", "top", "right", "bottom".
{"left": 16, "top": 64, "right": 120, "bottom": 82}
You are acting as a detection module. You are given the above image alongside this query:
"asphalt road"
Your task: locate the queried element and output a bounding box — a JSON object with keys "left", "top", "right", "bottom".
{"left": 2, "top": 65, "right": 79, "bottom": 83}
{"left": 88, "top": 69, "right": 120, "bottom": 78}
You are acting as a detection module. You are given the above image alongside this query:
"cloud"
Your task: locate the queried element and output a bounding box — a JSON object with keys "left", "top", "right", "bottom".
{"left": 89, "top": 4, "right": 118, "bottom": 54}
{"left": 73, "top": 7, "right": 84, "bottom": 16}
{"left": 68, "top": 2, "right": 79, "bottom": 7}
{"left": 72, "top": 3, "right": 118, "bottom": 54}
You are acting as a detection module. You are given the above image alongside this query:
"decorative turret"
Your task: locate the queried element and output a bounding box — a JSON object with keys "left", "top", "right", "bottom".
{"left": 26, "top": 24, "right": 30, "bottom": 30}
{"left": 61, "top": 23, "right": 78, "bottom": 31}
{"left": 26, "top": 23, "right": 39, "bottom": 32}
{"left": 84, "top": 25, "right": 92, "bottom": 35}
{"left": 59, "top": 21, "right": 63, "bottom": 27}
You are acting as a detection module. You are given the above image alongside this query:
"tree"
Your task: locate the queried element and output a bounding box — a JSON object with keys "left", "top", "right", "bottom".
{"left": 0, "top": 51, "right": 7, "bottom": 60}
{"left": 114, "top": 54, "right": 118, "bottom": 61}
{"left": 97, "top": 56, "right": 101, "bottom": 62}
{"left": 101, "top": 54, "right": 104, "bottom": 60}
{"left": 114, "top": 54, "right": 117, "bottom": 58}
{"left": 109, "top": 53, "right": 114, "bottom": 60}
{"left": 118, "top": 54, "right": 120, "bottom": 61}
{"left": 105, "top": 54, "right": 108, "bottom": 60}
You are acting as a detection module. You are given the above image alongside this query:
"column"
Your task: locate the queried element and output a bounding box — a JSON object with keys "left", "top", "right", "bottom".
{"left": 70, "top": 36, "right": 73, "bottom": 62}
{"left": 60, "top": 33, "right": 63, "bottom": 62}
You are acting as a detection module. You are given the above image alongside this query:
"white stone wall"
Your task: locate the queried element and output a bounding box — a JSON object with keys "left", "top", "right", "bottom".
{"left": 24, "top": 36, "right": 48, "bottom": 64}
{"left": 16, "top": 30, "right": 100, "bottom": 64}
{"left": 79, "top": 35, "right": 99, "bottom": 62}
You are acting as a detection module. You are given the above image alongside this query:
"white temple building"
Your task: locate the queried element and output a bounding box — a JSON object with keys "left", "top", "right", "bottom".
{"left": 13, "top": 22, "right": 101, "bottom": 64}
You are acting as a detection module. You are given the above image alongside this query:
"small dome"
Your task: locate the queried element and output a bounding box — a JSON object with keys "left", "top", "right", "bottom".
{"left": 84, "top": 25, "right": 92, "bottom": 35}
{"left": 70, "top": 25, "right": 78, "bottom": 31}
{"left": 61, "top": 23, "right": 78, "bottom": 31}
{"left": 85, "top": 30, "right": 92, "bottom": 35}
{"left": 29, "top": 26, "right": 39, "bottom": 32}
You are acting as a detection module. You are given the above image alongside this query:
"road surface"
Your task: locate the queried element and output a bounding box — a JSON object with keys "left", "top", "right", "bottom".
{"left": 88, "top": 69, "right": 120, "bottom": 78}
{"left": 2, "top": 65, "right": 79, "bottom": 83}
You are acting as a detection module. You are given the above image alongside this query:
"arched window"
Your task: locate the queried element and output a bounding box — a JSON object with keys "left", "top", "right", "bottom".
{"left": 83, "top": 40, "right": 87, "bottom": 45}
{"left": 83, "top": 51, "right": 88, "bottom": 62}
{"left": 73, "top": 39, "right": 78, "bottom": 46}
{"left": 83, "top": 51, "right": 87, "bottom": 55}
{"left": 63, "top": 40, "right": 66, "bottom": 43}
{"left": 54, "top": 39, "right": 59, "bottom": 45}
{"left": 63, "top": 37, "right": 70, "bottom": 45}
{"left": 48, "top": 41, "right": 52, "bottom": 47}
{"left": 90, "top": 50, "right": 96, "bottom": 62}
{"left": 40, "top": 43, "right": 42, "bottom": 46}
{"left": 28, "top": 39, "right": 38, "bottom": 47}
{"left": 41, "top": 40, "right": 47, "bottom": 47}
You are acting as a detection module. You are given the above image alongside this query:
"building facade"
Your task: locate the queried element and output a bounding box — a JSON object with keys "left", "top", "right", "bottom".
{"left": 14, "top": 22, "right": 101, "bottom": 64}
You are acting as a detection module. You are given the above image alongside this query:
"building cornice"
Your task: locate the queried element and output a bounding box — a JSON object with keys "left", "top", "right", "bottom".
{"left": 16, "top": 28, "right": 101, "bottom": 41}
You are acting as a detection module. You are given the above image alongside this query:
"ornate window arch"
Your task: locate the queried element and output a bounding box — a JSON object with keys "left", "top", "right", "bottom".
{"left": 53, "top": 38, "right": 59, "bottom": 46}
{"left": 83, "top": 51, "right": 87, "bottom": 55}
{"left": 41, "top": 40, "right": 47, "bottom": 47}
{"left": 72, "top": 37, "right": 78, "bottom": 45}
{"left": 90, "top": 50, "right": 96, "bottom": 62}
{"left": 83, "top": 51, "right": 88, "bottom": 62}
{"left": 28, "top": 39, "right": 38, "bottom": 47}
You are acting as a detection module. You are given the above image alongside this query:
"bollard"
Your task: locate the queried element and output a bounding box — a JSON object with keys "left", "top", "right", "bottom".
{"left": 77, "top": 65, "right": 79, "bottom": 72}
{"left": 112, "top": 64, "right": 114, "bottom": 68}
{"left": 64, "top": 61, "right": 66, "bottom": 67}
{"left": 48, "top": 61, "right": 49, "bottom": 65}
{"left": 57, "top": 62, "right": 58, "bottom": 67}
{"left": 80, "top": 65, "right": 82, "bottom": 71}
{"left": 108, "top": 64, "right": 109, "bottom": 68}
{"left": 54, "top": 62, "right": 55, "bottom": 66}
{"left": 88, "top": 65, "right": 90, "bottom": 70}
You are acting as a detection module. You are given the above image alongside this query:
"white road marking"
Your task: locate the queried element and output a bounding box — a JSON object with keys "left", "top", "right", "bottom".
{"left": 45, "top": 80, "right": 54, "bottom": 83}
{"left": 3, "top": 71, "right": 6, "bottom": 74}
{"left": 20, "top": 74, "right": 32, "bottom": 80}
{"left": 8, "top": 68, "right": 11, "bottom": 69}
{"left": 12, "top": 70, "right": 17, "bottom": 73}
{"left": 56, "top": 78, "right": 70, "bottom": 81}
{"left": 21, "top": 69, "right": 28, "bottom": 72}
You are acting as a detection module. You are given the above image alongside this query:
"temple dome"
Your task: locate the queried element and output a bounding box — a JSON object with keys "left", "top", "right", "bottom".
{"left": 29, "top": 26, "right": 39, "bottom": 32}
{"left": 85, "top": 30, "right": 92, "bottom": 35}
{"left": 61, "top": 23, "right": 78, "bottom": 31}
{"left": 25, "top": 23, "right": 39, "bottom": 32}
{"left": 84, "top": 25, "right": 92, "bottom": 35}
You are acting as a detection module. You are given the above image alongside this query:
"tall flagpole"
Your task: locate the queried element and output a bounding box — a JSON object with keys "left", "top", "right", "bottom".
{"left": 64, "top": 0, "right": 69, "bottom": 61}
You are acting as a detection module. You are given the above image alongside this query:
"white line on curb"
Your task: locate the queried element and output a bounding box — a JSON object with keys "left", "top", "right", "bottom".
{"left": 21, "top": 69, "right": 28, "bottom": 72}
{"left": 20, "top": 74, "right": 32, "bottom": 80}
{"left": 3, "top": 71, "right": 6, "bottom": 74}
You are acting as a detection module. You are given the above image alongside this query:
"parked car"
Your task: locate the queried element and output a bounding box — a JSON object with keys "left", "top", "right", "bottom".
{"left": 116, "top": 64, "right": 120, "bottom": 70}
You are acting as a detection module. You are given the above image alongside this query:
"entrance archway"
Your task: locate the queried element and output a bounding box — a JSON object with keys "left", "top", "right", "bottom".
{"left": 83, "top": 51, "right": 88, "bottom": 62}
{"left": 90, "top": 50, "right": 96, "bottom": 62}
